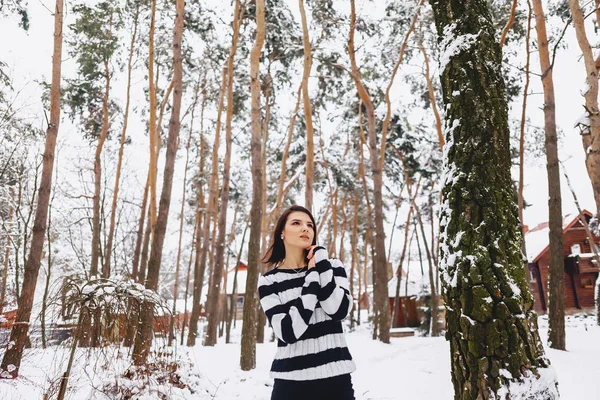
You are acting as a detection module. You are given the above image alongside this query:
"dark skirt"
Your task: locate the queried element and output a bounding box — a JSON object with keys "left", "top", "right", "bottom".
{"left": 271, "top": 373, "right": 355, "bottom": 400}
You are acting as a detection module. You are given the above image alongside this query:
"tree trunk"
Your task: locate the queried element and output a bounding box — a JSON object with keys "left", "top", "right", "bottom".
{"left": 132, "top": 0, "right": 184, "bottom": 365}
{"left": 357, "top": 99, "right": 375, "bottom": 329}
{"left": 205, "top": 0, "right": 243, "bottom": 347}
{"left": 298, "top": 0, "right": 315, "bottom": 211}
{"left": 187, "top": 68, "right": 226, "bottom": 347}
{"left": 14, "top": 162, "right": 39, "bottom": 305}
{"left": 131, "top": 175, "right": 150, "bottom": 280}
{"left": 429, "top": 0, "right": 559, "bottom": 397}
{"left": 181, "top": 209, "right": 200, "bottom": 345}
{"left": 568, "top": 0, "right": 600, "bottom": 218}
{"left": 518, "top": 0, "right": 532, "bottom": 237}
{"left": 329, "top": 187, "right": 339, "bottom": 257}
{"left": 380, "top": 0, "right": 425, "bottom": 159}
{"left": 0, "top": 188, "right": 15, "bottom": 316}
{"left": 14, "top": 180, "right": 23, "bottom": 301}
{"left": 533, "top": 0, "right": 565, "bottom": 351}
{"left": 104, "top": 7, "right": 139, "bottom": 276}
{"left": 56, "top": 309, "right": 83, "bottom": 400}
{"left": 41, "top": 202, "right": 53, "bottom": 348}
{"left": 348, "top": 0, "right": 390, "bottom": 343}
{"left": 138, "top": 205, "right": 152, "bottom": 283}
{"left": 404, "top": 228, "right": 415, "bottom": 326}
{"left": 387, "top": 186, "right": 404, "bottom": 266}
{"left": 350, "top": 194, "right": 359, "bottom": 328}
{"left": 0, "top": 0, "right": 63, "bottom": 377}
{"left": 227, "top": 220, "right": 248, "bottom": 343}
{"left": 408, "top": 217, "right": 421, "bottom": 275}
{"left": 392, "top": 206, "right": 413, "bottom": 329}
{"left": 363, "top": 229, "right": 370, "bottom": 329}
{"left": 168, "top": 82, "right": 199, "bottom": 347}
{"left": 240, "top": 0, "right": 265, "bottom": 371}
{"left": 221, "top": 206, "right": 239, "bottom": 338}
{"left": 412, "top": 199, "right": 439, "bottom": 336}
{"left": 147, "top": 0, "right": 159, "bottom": 235}
{"left": 123, "top": 203, "right": 152, "bottom": 347}
{"left": 269, "top": 83, "right": 302, "bottom": 226}
{"left": 499, "top": 0, "right": 518, "bottom": 48}
{"left": 206, "top": 191, "right": 220, "bottom": 317}
{"left": 93, "top": 20, "right": 113, "bottom": 281}
{"left": 418, "top": 39, "right": 444, "bottom": 148}
{"left": 184, "top": 115, "right": 206, "bottom": 346}
{"left": 255, "top": 62, "right": 271, "bottom": 344}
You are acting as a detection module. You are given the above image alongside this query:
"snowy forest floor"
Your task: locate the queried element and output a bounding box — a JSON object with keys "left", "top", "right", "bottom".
{"left": 0, "top": 313, "right": 598, "bottom": 399}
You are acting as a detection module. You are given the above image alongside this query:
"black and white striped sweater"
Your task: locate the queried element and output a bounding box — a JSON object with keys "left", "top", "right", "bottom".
{"left": 258, "top": 246, "right": 356, "bottom": 381}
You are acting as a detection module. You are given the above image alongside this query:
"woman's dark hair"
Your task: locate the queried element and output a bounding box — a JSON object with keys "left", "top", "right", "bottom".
{"left": 261, "top": 205, "right": 318, "bottom": 268}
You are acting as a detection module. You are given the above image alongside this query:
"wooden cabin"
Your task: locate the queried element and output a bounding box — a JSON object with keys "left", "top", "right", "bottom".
{"left": 387, "top": 263, "right": 430, "bottom": 329}
{"left": 525, "top": 210, "right": 599, "bottom": 314}
{"left": 388, "top": 296, "right": 420, "bottom": 328}
{"left": 225, "top": 261, "right": 248, "bottom": 320}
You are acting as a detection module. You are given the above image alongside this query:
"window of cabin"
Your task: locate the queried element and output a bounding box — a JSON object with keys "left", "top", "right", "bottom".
{"left": 580, "top": 277, "right": 594, "bottom": 288}
{"left": 529, "top": 268, "right": 537, "bottom": 283}
{"left": 571, "top": 243, "right": 581, "bottom": 255}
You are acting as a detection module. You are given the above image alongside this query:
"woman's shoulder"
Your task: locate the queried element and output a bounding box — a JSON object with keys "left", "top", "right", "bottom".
{"left": 262, "top": 267, "right": 279, "bottom": 278}
{"left": 327, "top": 257, "right": 344, "bottom": 267}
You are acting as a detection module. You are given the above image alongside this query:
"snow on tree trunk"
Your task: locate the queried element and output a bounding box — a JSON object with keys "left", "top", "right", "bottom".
{"left": 429, "top": 0, "right": 560, "bottom": 398}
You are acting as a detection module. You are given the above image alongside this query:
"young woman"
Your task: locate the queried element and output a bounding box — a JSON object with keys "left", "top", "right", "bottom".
{"left": 258, "top": 205, "right": 356, "bottom": 400}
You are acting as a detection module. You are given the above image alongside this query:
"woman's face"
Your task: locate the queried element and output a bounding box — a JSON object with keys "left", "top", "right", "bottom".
{"left": 281, "top": 211, "right": 315, "bottom": 250}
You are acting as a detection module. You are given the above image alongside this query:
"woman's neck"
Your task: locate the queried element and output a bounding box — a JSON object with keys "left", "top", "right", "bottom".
{"left": 281, "top": 247, "right": 306, "bottom": 269}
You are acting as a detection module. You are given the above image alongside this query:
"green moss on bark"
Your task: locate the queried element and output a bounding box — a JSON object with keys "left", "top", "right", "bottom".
{"left": 429, "top": 0, "right": 558, "bottom": 398}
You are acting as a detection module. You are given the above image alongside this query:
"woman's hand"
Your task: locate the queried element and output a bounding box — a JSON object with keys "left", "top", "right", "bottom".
{"left": 306, "top": 245, "right": 318, "bottom": 269}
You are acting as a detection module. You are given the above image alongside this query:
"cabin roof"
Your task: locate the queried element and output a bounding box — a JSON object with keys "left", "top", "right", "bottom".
{"left": 225, "top": 261, "right": 248, "bottom": 295}
{"left": 387, "top": 261, "right": 431, "bottom": 297}
{"left": 525, "top": 210, "right": 594, "bottom": 263}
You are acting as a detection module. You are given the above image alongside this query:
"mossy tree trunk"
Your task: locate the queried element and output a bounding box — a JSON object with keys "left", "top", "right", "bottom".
{"left": 429, "top": 0, "right": 559, "bottom": 398}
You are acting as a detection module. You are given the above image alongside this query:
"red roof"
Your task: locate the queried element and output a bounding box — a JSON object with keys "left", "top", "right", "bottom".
{"left": 228, "top": 260, "right": 247, "bottom": 273}
{"left": 525, "top": 210, "right": 594, "bottom": 263}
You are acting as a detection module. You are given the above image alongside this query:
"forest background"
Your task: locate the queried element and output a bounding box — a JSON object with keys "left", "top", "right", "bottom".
{"left": 0, "top": 0, "right": 599, "bottom": 398}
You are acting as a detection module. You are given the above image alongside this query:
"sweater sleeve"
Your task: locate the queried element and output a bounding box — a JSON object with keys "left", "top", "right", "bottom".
{"left": 258, "top": 269, "right": 320, "bottom": 344}
{"left": 312, "top": 247, "right": 353, "bottom": 321}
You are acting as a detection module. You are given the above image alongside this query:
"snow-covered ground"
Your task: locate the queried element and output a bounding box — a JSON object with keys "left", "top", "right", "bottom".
{"left": 0, "top": 313, "right": 598, "bottom": 399}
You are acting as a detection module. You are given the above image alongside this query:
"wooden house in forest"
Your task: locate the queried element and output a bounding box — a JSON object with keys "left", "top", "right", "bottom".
{"left": 387, "top": 262, "right": 431, "bottom": 329}
{"left": 225, "top": 261, "right": 247, "bottom": 320}
{"left": 525, "top": 210, "right": 599, "bottom": 314}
